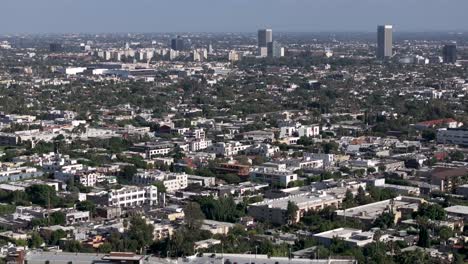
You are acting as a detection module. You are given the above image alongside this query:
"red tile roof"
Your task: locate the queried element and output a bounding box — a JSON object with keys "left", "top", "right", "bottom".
{"left": 416, "top": 118, "right": 457, "bottom": 127}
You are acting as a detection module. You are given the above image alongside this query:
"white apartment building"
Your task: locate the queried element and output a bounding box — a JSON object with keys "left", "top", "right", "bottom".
{"left": 42, "top": 155, "right": 82, "bottom": 173}
{"left": 298, "top": 125, "right": 320, "bottom": 138}
{"left": 163, "top": 173, "right": 188, "bottom": 193}
{"left": 0, "top": 166, "right": 38, "bottom": 178}
{"left": 75, "top": 171, "right": 105, "bottom": 187}
{"left": 46, "top": 156, "right": 103, "bottom": 187}
{"left": 133, "top": 170, "right": 166, "bottom": 185}
{"left": 279, "top": 125, "right": 297, "bottom": 138}
{"left": 108, "top": 185, "right": 158, "bottom": 207}
{"left": 133, "top": 171, "right": 188, "bottom": 193}
{"left": 189, "top": 139, "right": 212, "bottom": 152}
{"left": 280, "top": 124, "right": 320, "bottom": 139}
{"left": 131, "top": 143, "right": 173, "bottom": 158}
{"left": 0, "top": 166, "right": 43, "bottom": 182}
{"left": 285, "top": 157, "right": 324, "bottom": 170}
{"left": 246, "top": 143, "right": 279, "bottom": 157}
{"left": 304, "top": 153, "right": 335, "bottom": 167}
{"left": 185, "top": 128, "right": 206, "bottom": 139}
{"left": 210, "top": 141, "right": 250, "bottom": 157}
{"left": 250, "top": 166, "right": 297, "bottom": 187}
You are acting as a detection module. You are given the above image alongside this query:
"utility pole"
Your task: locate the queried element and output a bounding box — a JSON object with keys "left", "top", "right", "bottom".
{"left": 47, "top": 192, "right": 51, "bottom": 227}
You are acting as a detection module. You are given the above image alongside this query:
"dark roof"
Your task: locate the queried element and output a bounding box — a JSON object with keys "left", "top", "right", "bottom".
{"left": 431, "top": 167, "right": 468, "bottom": 180}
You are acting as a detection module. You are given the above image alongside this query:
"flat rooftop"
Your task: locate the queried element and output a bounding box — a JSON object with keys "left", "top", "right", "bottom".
{"left": 25, "top": 252, "right": 356, "bottom": 264}
{"left": 183, "top": 254, "right": 356, "bottom": 264}
{"left": 445, "top": 205, "right": 468, "bottom": 215}
{"left": 335, "top": 196, "right": 422, "bottom": 220}
{"left": 314, "top": 228, "right": 361, "bottom": 239}
{"left": 25, "top": 252, "right": 105, "bottom": 264}
{"left": 25, "top": 251, "right": 171, "bottom": 264}
{"left": 251, "top": 192, "right": 339, "bottom": 210}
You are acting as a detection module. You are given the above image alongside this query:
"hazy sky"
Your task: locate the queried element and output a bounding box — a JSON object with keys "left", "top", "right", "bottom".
{"left": 1, "top": 0, "right": 468, "bottom": 33}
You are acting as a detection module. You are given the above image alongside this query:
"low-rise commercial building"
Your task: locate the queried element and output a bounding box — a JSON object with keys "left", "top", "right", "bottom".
{"left": 445, "top": 205, "right": 468, "bottom": 220}
{"left": 133, "top": 171, "right": 188, "bottom": 193}
{"left": 250, "top": 166, "right": 297, "bottom": 187}
{"left": 0, "top": 166, "right": 43, "bottom": 183}
{"left": 370, "top": 178, "right": 420, "bottom": 196}
{"left": 88, "top": 185, "right": 158, "bottom": 208}
{"left": 130, "top": 143, "right": 173, "bottom": 158}
{"left": 313, "top": 228, "right": 374, "bottom": 247}
{"left": 431, "top": 167, "right": 468, "bottom": 192}
{"left": 248, "top": 192, "right": 342, "bottom": 225}
{"left": 437, "top": 128, "right": 468, "bottom": 146}
{"left": 335, "top": 196, "right": 426, "bottom": 225}
{"left": 201, "top": 219, "right": 235, "bottom": 235}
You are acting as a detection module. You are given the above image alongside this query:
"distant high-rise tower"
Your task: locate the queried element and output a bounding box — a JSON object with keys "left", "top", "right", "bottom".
{"left": 258, "top": 29, "right": 273, "bottom": 48}
{"left": 377, "top": 25, "right": 393, "bottom": 60}
{"left": 258, "top": 29, "right": 273, "bottom": 57}
{"left": 49, "top": 43, "right": 63, "bottom": 52}
{"left": 267, "top": 41, "right": 284, "bottom": 58}
{"left": 442, "top": 44, "right": 457, "bottom": 64}
{"left": 208, "top": 44, "right": 214, "bottom": 54}
{"left": 171, "top": 36, "right": 185, "bottom": 51}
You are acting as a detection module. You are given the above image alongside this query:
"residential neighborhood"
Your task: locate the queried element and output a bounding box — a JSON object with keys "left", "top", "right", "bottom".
{"left": 0, "top": 4, "right": 468, "bottom": 263}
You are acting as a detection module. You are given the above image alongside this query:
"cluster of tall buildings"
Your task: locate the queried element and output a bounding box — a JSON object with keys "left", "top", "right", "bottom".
{"left": 377, "top": 24, "right": 457, "bottom": 64}
{"left": 257, "top": 28, "right": 284, "bottom": 58}
{"left": 169, "top": 36, "right": 211, "bottom": 61}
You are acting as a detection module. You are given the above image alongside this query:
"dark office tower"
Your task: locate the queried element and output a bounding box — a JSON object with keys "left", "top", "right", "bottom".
{"left": 171, "top": 36, "right": 185, "bottom": 51}
{"left": 49, "top": 43, "right": 63, "bottom": 52}
{"left": 267, "top": 41, "right": 283, "bottom": 58}
{"left": 258, "top": 29, "right": 273, "bottom": 48}
{"left": 443, "top": 44, "right": 457, "bottom": 63}
{"left": 377, "top": 25, "right": 393, "bottom": 60}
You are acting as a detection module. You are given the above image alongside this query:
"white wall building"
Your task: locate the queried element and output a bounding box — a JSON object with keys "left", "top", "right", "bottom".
{"left": 162, "top": 173, "right": 188, "bottom": 193}
{"left": 210, "top": 141, "right": 250, "bottom": 157}
{"left": 250, "top": 166, "right": 297, "bottom": 187}
{"left": 313, "top": 228, "right": 374, "bottom": 247}
{"left": 133, "top": 171, "right": 188, "bottom": 193}
{"left": 298, "top": 125, "right": 320, "bottom": 138}
{"left": 189, "top": 139, "right": 212, "bottom": 152}
{"left": 304, "top": 153, "right": 335, "bottom": 167}
{"left": 108, "top": 185, "right": 158, "bottom": 207}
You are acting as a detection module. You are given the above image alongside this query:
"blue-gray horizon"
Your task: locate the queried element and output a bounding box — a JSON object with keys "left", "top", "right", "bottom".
{"left": 1, "top": 0, "right": 468, "bottom": 34}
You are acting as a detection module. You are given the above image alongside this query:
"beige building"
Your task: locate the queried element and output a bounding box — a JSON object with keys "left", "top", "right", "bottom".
{"left": 335, "top": 196, "right": 426, "bottom": 226}
{"left": 201, "top": 220, "right": 235, "bottom": 235}
{"left": 248, "top": 192, "right": 342, "bottom": 225}
{"left": 153, "top": 223, "right": 174, "bottom": 240}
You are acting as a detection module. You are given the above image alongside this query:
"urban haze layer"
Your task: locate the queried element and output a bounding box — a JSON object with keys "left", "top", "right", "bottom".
{"left": 0, "top": 26, "right": 467, "bottom": 264}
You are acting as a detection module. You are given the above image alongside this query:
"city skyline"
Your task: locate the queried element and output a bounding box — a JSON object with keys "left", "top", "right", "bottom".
{"left": 1, "top": 0, "right": 468, "bottom": 34}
